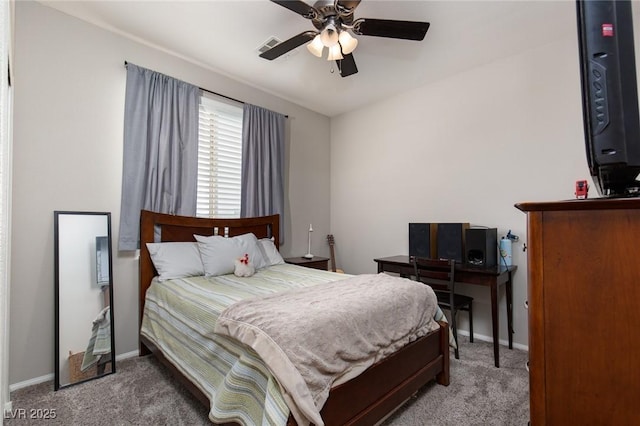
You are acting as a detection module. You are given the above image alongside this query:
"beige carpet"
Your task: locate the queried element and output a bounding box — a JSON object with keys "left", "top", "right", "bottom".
{"left": 6, "top": 336, "right": 529, "bottom": 425}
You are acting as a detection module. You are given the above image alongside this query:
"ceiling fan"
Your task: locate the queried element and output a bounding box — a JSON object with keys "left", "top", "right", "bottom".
{"left": 259, "top": 0, "right": 430, "bottom": 77}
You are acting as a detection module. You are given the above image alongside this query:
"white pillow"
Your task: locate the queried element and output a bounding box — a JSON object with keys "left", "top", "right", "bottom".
{"left": 195, "top": 233, "right": 266, "bottom": 276}
{"left": 257, "top": 237, "right": 285, "bottom": 267}
{"left": 146, "top": 242, "right": 204, "bottom": 282}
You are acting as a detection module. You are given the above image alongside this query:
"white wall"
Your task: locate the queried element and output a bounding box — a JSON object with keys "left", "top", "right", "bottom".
{"left": 1, "top": 0, "right": 14, "bottom": 416}
{"left": 330, "top": 10, "right": 589, "bottom": 346}
{"left": 10, "top": 1, "right": 330, "bottom": 385}
{"left": 10, "top": 0, "right": 596, "bottom": 385}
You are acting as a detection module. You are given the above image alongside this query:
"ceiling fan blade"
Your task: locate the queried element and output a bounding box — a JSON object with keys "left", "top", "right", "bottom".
{"left": 354, "top": 19, "right": 430, "bottom": 41}
{"left": 270, "top": 0, "right": 317, "bottom": 19}
{"left": 259, "top": 31, "right": 317, "bottom": 60}
{"left": 337, "top": 53, "right": 358, "bottom": 77}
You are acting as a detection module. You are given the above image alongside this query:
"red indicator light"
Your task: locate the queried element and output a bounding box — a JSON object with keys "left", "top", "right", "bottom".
{"left": 602, "top": 23, "right": 614, "bottom": 37}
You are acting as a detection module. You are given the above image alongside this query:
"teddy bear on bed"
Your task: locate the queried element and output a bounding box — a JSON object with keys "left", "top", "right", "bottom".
{"left": 234, "top": 253, "right": 255, "bottom": 277}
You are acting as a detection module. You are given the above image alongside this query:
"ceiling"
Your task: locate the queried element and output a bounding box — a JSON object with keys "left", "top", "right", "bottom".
{"left": 38, "top": 0, "right": 576, "bottom": 117}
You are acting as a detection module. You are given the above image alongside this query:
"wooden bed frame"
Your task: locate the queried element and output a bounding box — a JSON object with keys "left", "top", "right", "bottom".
{"left": 138, "top": 209, "right": 450, "bottom": 425}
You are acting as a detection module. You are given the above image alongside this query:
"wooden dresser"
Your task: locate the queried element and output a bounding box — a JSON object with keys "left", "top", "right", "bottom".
{"left": 516, "top": 198, "right": 640, "bottom": 425}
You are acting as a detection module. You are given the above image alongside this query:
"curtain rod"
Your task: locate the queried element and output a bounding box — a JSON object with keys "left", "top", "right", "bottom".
{"left": 124, "top": 61, "right": 288, "bottom": 118}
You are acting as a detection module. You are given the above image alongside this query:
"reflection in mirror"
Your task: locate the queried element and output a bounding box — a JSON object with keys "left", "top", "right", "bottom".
{"left": 54, "top": 211, "right": 116, "bottom": 390}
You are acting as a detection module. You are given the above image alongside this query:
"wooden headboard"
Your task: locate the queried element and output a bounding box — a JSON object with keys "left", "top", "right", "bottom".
{"left": 138, "top": 209, "right": 280, "bottom": 337}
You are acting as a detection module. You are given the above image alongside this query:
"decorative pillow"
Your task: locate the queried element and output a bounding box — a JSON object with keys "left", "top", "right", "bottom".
{"left": 146, "top": 242, "right": 204, "bottom": 282}
{"left": 195, "top": 233, "right": 266, "bottom": 276}
{"left": 257, "top": 237, "right": 285, "bottom": 267}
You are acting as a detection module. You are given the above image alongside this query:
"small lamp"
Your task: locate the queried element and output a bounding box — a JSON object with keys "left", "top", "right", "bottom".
{"left": 307, "top": 35, "right": 324, "bottom": 58}
{"left": 327, "top": 44, "right": 344, "bottom": 61}
{"left": 319, "top": 23, "right": 339, "bottom": 47}
{"left": 338, "top": 31, "right": 358, "bottom": 54}
{"left": 304, "top": 224, "right": 314, "bottom": 259}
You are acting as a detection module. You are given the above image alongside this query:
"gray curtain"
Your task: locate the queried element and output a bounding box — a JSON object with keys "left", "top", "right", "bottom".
{"left": 241, "top": 104, "right": 286, "bottom": 242}
{"left": 118, "top": 63, "right": 200, "bottom": 250}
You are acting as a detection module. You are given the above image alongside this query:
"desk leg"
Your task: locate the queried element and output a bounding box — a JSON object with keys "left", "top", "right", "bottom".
{"left": 491, "top": 284, "right": 500, "bottom": 368}
{"left": 506, "top": 271, "right": 513, "bottom": 350}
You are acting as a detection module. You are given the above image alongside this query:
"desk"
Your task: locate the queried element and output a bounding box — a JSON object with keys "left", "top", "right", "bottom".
{"left": 374, "top": 255, "right": 517, "bottom": 367}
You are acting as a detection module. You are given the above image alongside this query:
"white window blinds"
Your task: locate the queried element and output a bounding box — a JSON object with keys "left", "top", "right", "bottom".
{"left": 197, "top": 96, "right": 243, "bottom": 218}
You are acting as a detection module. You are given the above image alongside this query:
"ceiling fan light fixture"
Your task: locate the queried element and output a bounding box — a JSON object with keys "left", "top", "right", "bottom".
{"left": 307, "top": 35, "right": 324, "bottom": 58}
{"left": 338, "top": 31, "right": 358, "bottom": 55}
{"left": 320, "top": 23, "right": 339, "bottom": 47}
{"left": 327, "top": 44, "right": 344, "bottom": 61}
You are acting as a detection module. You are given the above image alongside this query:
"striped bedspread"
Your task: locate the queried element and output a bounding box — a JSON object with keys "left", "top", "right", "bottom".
{"left": 140, "top": 263, "right": 349, "bottom": 425}
{"left": 141, "top": 264, "right": 449, "bottom": 425}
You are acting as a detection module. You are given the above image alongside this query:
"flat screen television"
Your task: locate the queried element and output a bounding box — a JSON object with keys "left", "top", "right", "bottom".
{"left": 576, "top": 0, "right": 640, "bottom": 197}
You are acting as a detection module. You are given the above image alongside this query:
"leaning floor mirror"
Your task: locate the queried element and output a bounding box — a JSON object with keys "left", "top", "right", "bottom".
{"left": 54, "top": 211, "right": 116, "bottom": 390}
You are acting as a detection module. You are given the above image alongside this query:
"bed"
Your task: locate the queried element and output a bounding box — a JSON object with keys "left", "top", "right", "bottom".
{"left": 138, "top": 209, "right": 450, "bottom": 425}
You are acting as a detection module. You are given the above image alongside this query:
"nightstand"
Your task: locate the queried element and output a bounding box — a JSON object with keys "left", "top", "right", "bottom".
{"left": 284, "top": 256, "right": 329, "bottom": 271}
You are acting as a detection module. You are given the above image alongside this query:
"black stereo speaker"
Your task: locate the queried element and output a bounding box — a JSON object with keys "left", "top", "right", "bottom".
{"left": 437, "top": 223, "right": 470, "bottom": 262}
{"left": 465, "top": 227, "right": 498, "bottom": 267}
{"left": 409, "top": 223, "right": 437, "bottom": 258}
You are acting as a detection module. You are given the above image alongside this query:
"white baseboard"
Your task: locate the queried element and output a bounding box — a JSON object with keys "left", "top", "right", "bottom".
{"left": 8, "top": 373, "right": 53, "bottom": 393}
{"left": 115, "top": 350, "right": 139, "bottom": 362}
{"left": 8, "top": 350, "right": 141, "bottom": 393}
{"left": 457, "top": 329, "right": 529, "bottom": 351}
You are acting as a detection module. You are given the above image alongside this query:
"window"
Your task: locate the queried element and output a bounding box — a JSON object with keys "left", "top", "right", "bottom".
{"left": 197, "top": 96, "right": 243, "bottom": 218}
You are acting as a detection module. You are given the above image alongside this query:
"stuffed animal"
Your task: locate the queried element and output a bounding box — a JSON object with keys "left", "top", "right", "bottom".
{"left": 234, "top": 253, "right": 255, "bottom": 277}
